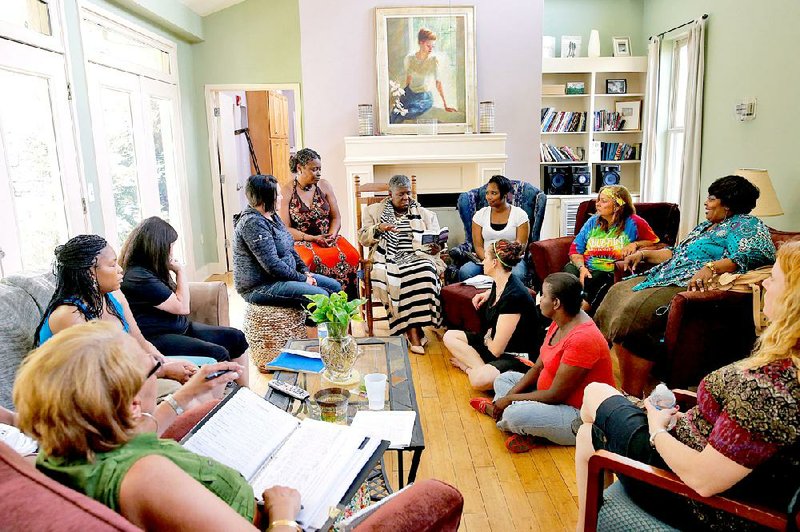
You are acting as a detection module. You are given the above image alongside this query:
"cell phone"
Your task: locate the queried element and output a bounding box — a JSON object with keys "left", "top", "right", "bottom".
{"left": 205, "top": 369, "right": 233, "bottom": 380}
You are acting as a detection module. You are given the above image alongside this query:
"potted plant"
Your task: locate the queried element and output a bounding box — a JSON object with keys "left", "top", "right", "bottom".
{"left": 305, "top": 291, "right": 366, "bottom": 384}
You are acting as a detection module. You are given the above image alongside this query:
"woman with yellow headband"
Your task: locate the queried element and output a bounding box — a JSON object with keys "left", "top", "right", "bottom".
{"left": 565, "top": 185, "right": 658, "bottom": 313}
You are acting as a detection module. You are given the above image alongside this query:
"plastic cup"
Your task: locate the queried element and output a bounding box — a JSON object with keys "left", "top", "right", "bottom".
{"left": 364, "top": 373, "right": 387, "bottom": 410}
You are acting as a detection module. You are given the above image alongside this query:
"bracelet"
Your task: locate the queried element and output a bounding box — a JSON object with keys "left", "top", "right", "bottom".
{"left": 163, "top": 394, "right": 185, "bottom": 416}
{"left": 704, "top": 261, "right": 718, "bottom": 276}
{"left": 301, "top": 234, "right": 305, "bottom": 242}
{"left": 638, "top": 250, "right": 645, "bottom": 261}
{"left": 649, "top": 428, "right": 669, "bottom": 447}
{"left": 267, "top": 519, "right": 302, "bottom": 531}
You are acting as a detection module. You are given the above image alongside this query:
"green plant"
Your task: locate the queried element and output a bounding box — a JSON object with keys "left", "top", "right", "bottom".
{"left": 305, "top": 291, "right": 366, "bottom": 337}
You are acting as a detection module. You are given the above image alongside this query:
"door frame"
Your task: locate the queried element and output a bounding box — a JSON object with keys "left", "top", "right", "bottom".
{"left": 203, "top": 83, "right": 303, "bottom": 273}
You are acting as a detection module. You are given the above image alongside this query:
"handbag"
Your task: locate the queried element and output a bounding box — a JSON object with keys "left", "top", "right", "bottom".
{"left": 709, "top": 265, "right": 772, "bottom": 334}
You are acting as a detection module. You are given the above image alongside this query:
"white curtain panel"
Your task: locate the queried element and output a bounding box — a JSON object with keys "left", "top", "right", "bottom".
{"left": 640, "top": 36, "right": 661, "bottom": 202}
{"left": 677, "top": 17, "right": 707, "bottom": 238}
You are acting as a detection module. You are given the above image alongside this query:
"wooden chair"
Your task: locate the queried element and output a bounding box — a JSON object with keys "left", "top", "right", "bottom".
{"left": 354, "top": 175, "right": 417, "bottom": 336}
{"left": 584, "top": 390, "right": 799, "bottom": 531}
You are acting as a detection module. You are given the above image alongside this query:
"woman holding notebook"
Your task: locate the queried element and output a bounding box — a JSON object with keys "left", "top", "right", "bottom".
{"left": 14, "top": 321, "right": 302, "bottom": 531}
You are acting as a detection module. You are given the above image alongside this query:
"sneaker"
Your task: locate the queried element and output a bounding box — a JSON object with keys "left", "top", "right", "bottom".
{"left": 505, "top": 433, "right": 537, "bottom": 453}
{"left": 469, "top": 397, "right": 496, "bottom": 418}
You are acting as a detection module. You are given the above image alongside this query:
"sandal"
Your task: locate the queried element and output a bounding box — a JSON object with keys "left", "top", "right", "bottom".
{"left": 469, "top": 397, "right": 496, "bottom": 418}
{"left": 410, "top": 345, "right": 425, "bottom": 355}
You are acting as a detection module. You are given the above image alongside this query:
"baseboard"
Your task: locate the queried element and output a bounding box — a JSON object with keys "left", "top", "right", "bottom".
{"left": 194, "top": 262, "right": 226, "bottom": 281}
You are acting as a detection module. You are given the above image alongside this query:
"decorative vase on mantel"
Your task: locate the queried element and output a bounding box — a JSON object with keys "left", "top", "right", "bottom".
{"left": 588, "top": 30, "right": 601, "bottom": 58}
{"left": 305, "top": 291, "right": 366, "bottom": 386}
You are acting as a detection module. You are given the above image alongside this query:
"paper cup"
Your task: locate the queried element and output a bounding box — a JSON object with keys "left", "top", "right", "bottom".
{"left": 364, "top": 373, "right": 387, "bottom": 410}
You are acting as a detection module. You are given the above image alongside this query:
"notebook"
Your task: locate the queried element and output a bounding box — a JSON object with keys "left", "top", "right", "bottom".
{"left": 264, "top": 351, "right": 324, "bottom": 373}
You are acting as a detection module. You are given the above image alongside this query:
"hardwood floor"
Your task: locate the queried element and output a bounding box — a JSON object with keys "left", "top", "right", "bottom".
{"left": 213, "top": 273, "right": 579, "bottom": 531}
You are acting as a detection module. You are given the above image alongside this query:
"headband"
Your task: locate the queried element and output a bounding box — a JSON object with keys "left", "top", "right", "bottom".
{"left": 492, "top": 241, "right": 512, "bottom": 268}
{"left": 600, "top": 187, "right": 625, "bottom": 206}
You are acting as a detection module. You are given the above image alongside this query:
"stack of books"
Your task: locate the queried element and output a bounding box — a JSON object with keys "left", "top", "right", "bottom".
{"left": 540, "top": 143, "right": 585, "bottom": 162}
{"left": 541, "top": 108, "right": 587, "bottom": 133}
{"left": 593, "top": 110, "right": 626, "bottom": 131}
{"left": 599, "top": 142, "right": 641, "bottom": 161}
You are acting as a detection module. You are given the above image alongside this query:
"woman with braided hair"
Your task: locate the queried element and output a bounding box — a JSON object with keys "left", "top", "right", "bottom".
{"left": 443, "top": 239, "right": 541, "bottom": 389}
{"left": 34, "top": 235, "right": 197, "bottom": 383}
{"left": 278, "top": 148, "right": 359, "bottom": 298}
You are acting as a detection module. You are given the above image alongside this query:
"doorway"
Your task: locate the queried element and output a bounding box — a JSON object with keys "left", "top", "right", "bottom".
{"left": 205, "top": 84, "right": 303, "bottom": 271}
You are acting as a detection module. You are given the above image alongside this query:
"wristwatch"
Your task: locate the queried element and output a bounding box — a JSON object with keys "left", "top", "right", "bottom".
{"left": 164, "top": 394, "right": 185, "bottom": 416}
{"left": 704, "top": 261, "right": 718, "bottom": 276}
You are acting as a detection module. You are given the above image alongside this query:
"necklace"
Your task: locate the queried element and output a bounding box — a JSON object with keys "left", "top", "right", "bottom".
{"left": 296, "top": 178, "right": 314, "bottom": 192}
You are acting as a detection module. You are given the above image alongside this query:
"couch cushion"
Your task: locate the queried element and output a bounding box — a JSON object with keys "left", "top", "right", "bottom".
{"left": 597, "top": 481, "right": 679, "bottom": 531}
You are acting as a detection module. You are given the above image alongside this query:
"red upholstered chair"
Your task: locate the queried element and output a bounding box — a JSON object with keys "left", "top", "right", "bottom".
{"left": 354, "top": 479, "right": 464, "bottom": 531}
{"left": 528, "top": 200, "right": 680, "bottom": 289}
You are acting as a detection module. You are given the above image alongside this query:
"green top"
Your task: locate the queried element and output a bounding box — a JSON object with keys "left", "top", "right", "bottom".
{"left": 37, "top": 432, "right": 255, "bottom": 523}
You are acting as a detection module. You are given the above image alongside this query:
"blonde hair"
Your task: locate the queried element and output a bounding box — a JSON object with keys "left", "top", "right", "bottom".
{"left": 740, "top": 240, "right": 800, "bottom": 377}
{"left": 597, "top": 185, "right": 635, "bottom": 232}
{"left": 14, "top": 321, "right": 145, "bottom": 460}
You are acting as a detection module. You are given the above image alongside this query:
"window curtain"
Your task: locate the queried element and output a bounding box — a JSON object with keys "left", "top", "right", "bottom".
{"left": 677, "top": 17, "right": 707, "bottom": 238}
{"left": 640, "top": 36, "right": 661, "bottom": 202}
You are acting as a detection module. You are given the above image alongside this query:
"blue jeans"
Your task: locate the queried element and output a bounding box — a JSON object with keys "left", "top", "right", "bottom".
{"left": 458, "top": 260, "right": 528, "bottom": 282}
{"left": 242, "top": 274, "right": 342, "bottom": 310}
{"left": 493, "top": 371, "right": 580, "bottom": 446}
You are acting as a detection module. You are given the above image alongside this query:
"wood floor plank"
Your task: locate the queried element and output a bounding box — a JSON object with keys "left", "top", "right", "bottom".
{"left": 462, "top": 513, "right": 490, "bottom": 532}
{"left": 527, "top": 491, "right": 565, "bottom": 531}
{"left": 474, "top": 466, "right": 515, "bottom": 532}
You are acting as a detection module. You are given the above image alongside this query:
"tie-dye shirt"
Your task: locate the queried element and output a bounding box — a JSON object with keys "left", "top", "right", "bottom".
{"left": 569, "top": 214, "right": 658, "bottom": 272}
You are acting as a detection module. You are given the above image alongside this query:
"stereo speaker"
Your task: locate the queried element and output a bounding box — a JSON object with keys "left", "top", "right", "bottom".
{"left": 596, "top": 164, "right": 621, "bottom": 192}
{"left": 571, "top": 165, "right": 591, "bottom": 195}
{"left": 544, "top": 165, "right": 571, "bottom": 195}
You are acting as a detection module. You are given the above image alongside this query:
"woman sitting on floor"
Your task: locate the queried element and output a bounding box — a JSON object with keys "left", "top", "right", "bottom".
{"left": 120, "top": 216, "right": 249, "bottom": 387}
{"left": 458, "top": 175, "right": 530, "bottom": 282}
{"left": 33, "top": 234, "right": 203, "bottom": 384}
{"left": 443, "top": 240, "right": 542, "bottom": 388}
{"left": 358, "top": 174, "right": 445, "bottom": 353}
{"left": 565, "top": 185, "right": 658, "bottom": 313}
{"left": 15, "top": 321, "right": 300, "bottom": 531}
{"left": 595, "top": 175, "right": 775, "bottom": 397}
{"left": 575, "top": 240, "right": 800, "bottom": 531}
{"left": 469, "top": 272, "right": 614, "bottom": 452}
{"left": 234, "top": 174, "right": 341, "bottom": 321}
{"left": 279, "top": 148, "right": 360, "bottom": 299}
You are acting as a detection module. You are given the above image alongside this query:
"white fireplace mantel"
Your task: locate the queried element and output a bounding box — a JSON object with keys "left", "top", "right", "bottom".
{"left": 343, "top": 133, "right": 508, "bottom": 238}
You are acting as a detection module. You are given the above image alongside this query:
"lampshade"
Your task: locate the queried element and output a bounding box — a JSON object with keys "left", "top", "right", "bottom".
{"left": 737, "top": 168, "right": 784, "bottom": 217}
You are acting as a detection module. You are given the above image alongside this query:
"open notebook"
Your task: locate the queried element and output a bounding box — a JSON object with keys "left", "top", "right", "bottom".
{"left": 181, "top": 387, "right": 384, "bottom": 530}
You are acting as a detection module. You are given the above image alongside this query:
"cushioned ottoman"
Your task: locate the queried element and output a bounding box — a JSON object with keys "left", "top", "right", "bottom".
{"left": 243, "top": 304, "right": 307, "bottom": 371}
{"left": 440, "top": 284, "right": 485, "bottom": 334}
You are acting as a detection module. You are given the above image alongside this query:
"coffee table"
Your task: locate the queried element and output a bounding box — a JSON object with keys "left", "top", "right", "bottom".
{"left": 264, "top": 336, "right": 425, "bottom": 491}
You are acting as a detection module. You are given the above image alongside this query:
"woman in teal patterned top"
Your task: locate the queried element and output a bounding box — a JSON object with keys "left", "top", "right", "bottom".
{"left": 595, "top": 175, "right": 776, "bottom": 397}
{"left": 14, "top": 321, "right": 301, "bottom": 532}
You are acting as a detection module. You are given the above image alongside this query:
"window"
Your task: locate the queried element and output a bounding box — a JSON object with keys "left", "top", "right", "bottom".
{"left": 0, "top": 0, "right": 64, "bottom": 52}
{"left": 663, "top": 38, "right": 689, "bottom": 204}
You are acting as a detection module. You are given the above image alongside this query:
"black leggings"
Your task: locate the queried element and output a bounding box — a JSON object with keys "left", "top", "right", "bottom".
{"left": 149, "top": 322, "right": 248, "bottom": 362}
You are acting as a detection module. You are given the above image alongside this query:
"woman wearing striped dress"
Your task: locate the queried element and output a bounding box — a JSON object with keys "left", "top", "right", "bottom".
{"left": 358, "top": 175, "right": 445, "bottom": 354}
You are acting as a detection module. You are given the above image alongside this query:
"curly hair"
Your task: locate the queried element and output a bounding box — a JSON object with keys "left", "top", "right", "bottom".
{"left": 543, "top": 272, "right": 583, "bottom": 316}
{"left": 596, "top": 185, "right": 636, "bottom": 233}
{"left": 119, "top": 217, "right": 178, "bottom": 290}
{"left": 34, "top": 235, "right": 124, "bottom": 346}
{"left": 487, "top": 175, "right": 512, "bottom": 198}
{"left": 708, "top": 175, "right": 760, "bottom": 215}
{"left": 488, "top": 239, "right": 523, "bottom": 271}
{"left": 289, "top": 148, "right": 320, "bottom": 174}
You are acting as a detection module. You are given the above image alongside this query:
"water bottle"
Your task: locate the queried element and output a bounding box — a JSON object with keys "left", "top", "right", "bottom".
{"left": 648, "top": 383, "right": 677, "bottom": 430}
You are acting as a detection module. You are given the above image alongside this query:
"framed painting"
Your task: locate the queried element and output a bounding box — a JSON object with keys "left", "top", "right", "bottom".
{"left": 375, "top": 6, "right": 476, "bottom": 134}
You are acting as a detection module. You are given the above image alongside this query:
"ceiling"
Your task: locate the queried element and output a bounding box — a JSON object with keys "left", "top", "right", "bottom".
{"left": 177, "top": 0, "right": 247, "bottom": 17}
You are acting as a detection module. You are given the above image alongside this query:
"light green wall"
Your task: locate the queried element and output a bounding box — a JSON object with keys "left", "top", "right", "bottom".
{"left": 643, "top": 0, "right": 800, "bottom": 231}
{"left": 543, "top": 0, "right": 645, "bottom": 57}
{"left": 190, "top": 0, "right": 302, "bottom": 266}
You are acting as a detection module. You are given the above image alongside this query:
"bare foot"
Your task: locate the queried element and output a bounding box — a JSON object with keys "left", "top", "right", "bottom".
{"left": 449, "top": 357, "right": 468, "bottom": 371}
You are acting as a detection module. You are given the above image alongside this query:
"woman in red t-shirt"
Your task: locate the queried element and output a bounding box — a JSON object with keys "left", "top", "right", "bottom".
{"left": 471, "top": 272, "right": 614, "bottom": 452}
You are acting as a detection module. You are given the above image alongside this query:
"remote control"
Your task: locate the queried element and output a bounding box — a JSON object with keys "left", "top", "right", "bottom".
{"left": 268, "top": 379, "right": 310, "bottom": 401}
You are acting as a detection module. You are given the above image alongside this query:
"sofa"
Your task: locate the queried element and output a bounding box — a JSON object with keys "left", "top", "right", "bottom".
{"left": 0, "top": 271, "right": 230, "bottom": 410}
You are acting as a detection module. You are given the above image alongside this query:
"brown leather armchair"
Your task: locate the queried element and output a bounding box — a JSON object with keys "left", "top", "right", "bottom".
{"left": 529, "top": 200, "right": 680, "bottom": 289}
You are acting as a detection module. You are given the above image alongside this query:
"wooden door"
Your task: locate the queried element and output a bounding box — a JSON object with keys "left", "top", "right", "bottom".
{"left": 245, "top": 91, "right": 272, "bottom": 176}
{"left": 270, "top": 138, "right": 290, "bottom": 185}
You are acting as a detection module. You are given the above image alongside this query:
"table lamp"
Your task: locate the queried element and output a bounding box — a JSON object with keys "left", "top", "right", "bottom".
{"left": 736, "top": 168, "right": 783, "bottom": 217}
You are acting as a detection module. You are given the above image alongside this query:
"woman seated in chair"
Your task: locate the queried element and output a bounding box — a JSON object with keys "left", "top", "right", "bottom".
{"left": 458, "top": 175, "right": 530, "bottom": 282}
{"left": 120, "top": 217, "right": 249, "bottom": 387}
{"left": 15, "top": 321, "right": 301, "bottom": 531}
{"left": 466, "top": 272, "right": 614, "bottom": 452}
{"left": 444, "top": 240, "right": 543, "bottom": 389}
{"left": 279, "top": 148, "right": 360, "bottom": 299}
{"left": 595, "top": 175, "right": 776, "bottom": 397}
{"left": 33, "top": 234, "right": 201, "bottom": 384}
{"left": 358, "top": 174, "right": 444, "bottom": 354}
{"left": 234, "top": 174, "right": 341, "bottom": 317}
{"left": 575, "top": 240, "right": 800, "bottom": 531}
{"left": 565, "top": 185, "right": 658, "bottom": 313}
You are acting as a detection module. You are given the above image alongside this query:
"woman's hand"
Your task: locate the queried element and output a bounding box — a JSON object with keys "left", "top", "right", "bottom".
{"left": 159, "top": 360, "right": 198, "bottom": 383}
{"left": 578, "top": 265, "right": 593, "bottom": 286}
{"left": 377, "top": 223, "right": 397, "bottom": 233}
{"left": 621, "top": 243, "right": 638, "bottom": 257}
{"left": 688, "top": 266, "right": 714, "bottom": 292}
{"left": 472, "top": 290, "right": 491, "bottom": 309}
{"left": 306, "top": 234, "right": 328, "bottom": 247}
{"left": 172, "top": 362, "right": 244, "bottom": 409}
{"left": 323, "top": 233, "right": 338, "bottom": 247}
{"left": 623, "top": 251, "right": 644, "bottom": 273}
{"left": 425, "top": 243, "right": 441, "bottom": 255}
{"left": 444, "top": 106, "right": 457, "bottom": 113}
{"left": 643, "top": 398, "right": 680, "bottom": 433}
{"left": 492, "top": 396, "right": 514, "bottom": 417}
{"left": 263, "top": 485, "right": 301, "bottom": 522}
{"left": 304, "top": 272, "right": 317, "bottom": 286}
{"left": 168, "top": 258, "right": 183, "bottom": 273}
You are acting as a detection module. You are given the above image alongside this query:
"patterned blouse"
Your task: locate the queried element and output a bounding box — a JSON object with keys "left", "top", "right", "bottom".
{"left": 289, "top": 182, "right": 330, "bottom": 236}
{"left": 633, "top": 214, "right": 775, "bottom": 291}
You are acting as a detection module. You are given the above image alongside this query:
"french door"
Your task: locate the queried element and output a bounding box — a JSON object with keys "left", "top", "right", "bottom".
{"left": 0, "top": 39, "right": 85, "bottom": 275}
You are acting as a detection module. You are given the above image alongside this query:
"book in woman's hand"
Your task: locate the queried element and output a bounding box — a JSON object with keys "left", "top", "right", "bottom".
{"left": 421, "top": 227, "right": 449, "bottom": 246}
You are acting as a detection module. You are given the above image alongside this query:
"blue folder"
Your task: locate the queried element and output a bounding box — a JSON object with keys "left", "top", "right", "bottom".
{"left": 264, "top": 352, "right": 324, "bottom": 373}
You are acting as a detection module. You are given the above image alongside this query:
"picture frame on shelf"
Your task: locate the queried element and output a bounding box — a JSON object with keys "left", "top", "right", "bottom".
{"left": 375, "top": 6, "right": 476, "bottom": 135}
{"left": 560, "top": 35, "right": 582, "bottom": 58}
{"left": 615, "top": 100, "right": 642, "bottom": 130}
{"left": 606, "top": 79, "right": 627, "bottom": 94}
{"left": 543, "top": 36, "right": 556, "bottom": 59}
{"left": 565, "top": 81, "right": 585, "bottom": 95}
{"left": 612, "top": 36, "right": 632, "bottom": 57}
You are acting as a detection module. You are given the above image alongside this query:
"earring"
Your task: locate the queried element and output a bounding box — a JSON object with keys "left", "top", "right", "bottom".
{"left": 140, "top": 412, "right": 160, "bottom": 434}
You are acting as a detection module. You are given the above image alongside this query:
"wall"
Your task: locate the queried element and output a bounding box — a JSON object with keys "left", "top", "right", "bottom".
{"left": 299, "top": 0, "right": 543, "bottom": 239}
{"left": 543, "top": 0, "right": 644, "bottom": 58}
{"left": 642, "top": 0, "right": 800, "bottom": 231}
{"left": 190, "top": 0, "right": 302, "bottom": 268}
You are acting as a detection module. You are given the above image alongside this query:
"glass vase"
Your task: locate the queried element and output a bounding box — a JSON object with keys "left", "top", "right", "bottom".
{"left": 319, "top": 322, "right": 359, "bottom": 385}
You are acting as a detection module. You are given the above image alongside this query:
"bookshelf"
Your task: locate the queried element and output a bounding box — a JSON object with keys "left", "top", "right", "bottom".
{"left": 540, "top": 56, "right": 648, "bottom": 196}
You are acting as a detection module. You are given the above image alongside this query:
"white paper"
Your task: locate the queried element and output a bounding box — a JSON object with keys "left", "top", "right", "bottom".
{"left": 463, "top": 274, "right": 493, "bottom": 288}
{"left": 0, "top": 423, "right": 38, "bottom": 455}
{"left": 281, "top": 348, "right": 322, "bottom": 359}
{"left": 350, "top": 411, "right": 416, "bottom": 449}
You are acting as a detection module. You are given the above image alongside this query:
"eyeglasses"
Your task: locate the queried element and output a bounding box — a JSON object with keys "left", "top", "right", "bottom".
{"left": 146, "top": 360, "right": 162, "bottom": 379}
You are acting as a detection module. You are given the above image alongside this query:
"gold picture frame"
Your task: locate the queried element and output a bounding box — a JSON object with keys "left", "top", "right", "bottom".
{"left": 375, "top": 6, "right": 476, "bottom": 134}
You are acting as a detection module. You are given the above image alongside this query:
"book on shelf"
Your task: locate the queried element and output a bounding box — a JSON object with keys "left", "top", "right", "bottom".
{"left": 542, "top": 83, "right": 566, "bottom": 95}
{"left": 181, "top": 386, "right": 386, "bottom": 531}
{"left": 593, "top": 110, "right": 626, "bottom": 131}
{"left": 421, "top": 227, "right": 449, "bottom": 246}
{"left": 540, "top": 108, "right": 587, "bottom": 133}
{"left": 540, "top": 143, "right": 585, "bottom": 162}
{"left": 599, "top": 142, "right": 641, "bottom": 161}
